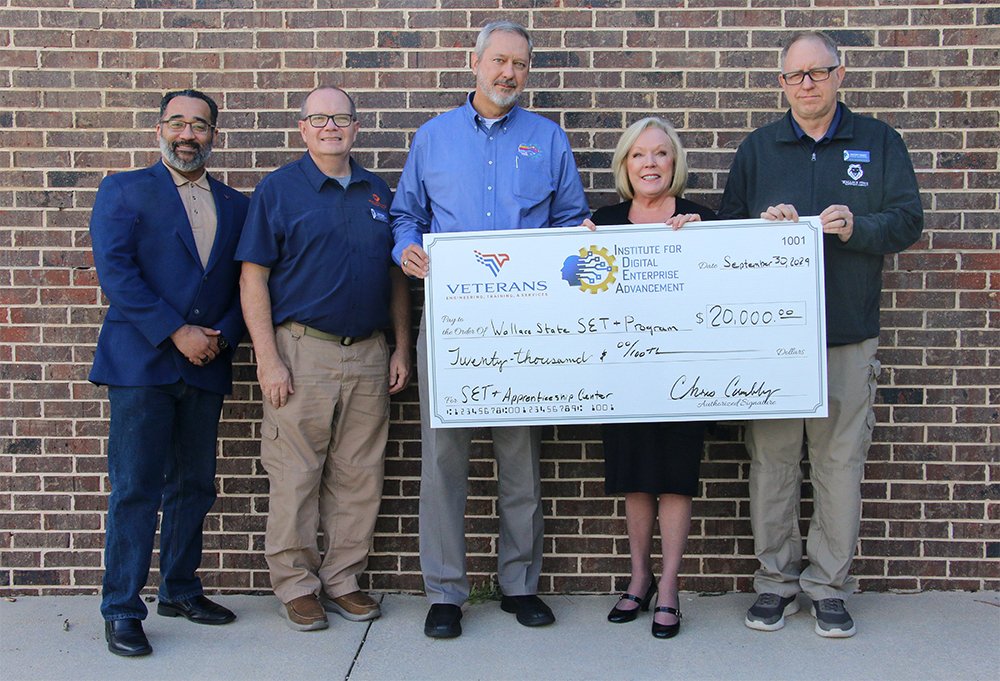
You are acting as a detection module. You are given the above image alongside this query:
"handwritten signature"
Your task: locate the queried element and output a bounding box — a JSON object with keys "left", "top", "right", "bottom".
{"left": 669, "top": 374, "right": 781, "bottom": 403}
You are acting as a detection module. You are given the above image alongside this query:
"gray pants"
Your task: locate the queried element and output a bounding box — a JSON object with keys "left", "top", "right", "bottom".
{"left": 417, "top": 317, "right": 544, "bottom": 605}
{"left": 745, "top": 337, "right": 880, "bottom": 601}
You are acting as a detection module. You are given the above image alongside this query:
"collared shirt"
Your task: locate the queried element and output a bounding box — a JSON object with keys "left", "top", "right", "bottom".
{"left": 790, "top": 101, "right": 844, "bottom": 151}
{"left": 165, "top": 162, "right": 217, "bottom": 268}
{"left": 235, "top": 153, "right": 394, "bottom": 337}
{"left": 390, "top": 93, "right": 590, "bottom": 263}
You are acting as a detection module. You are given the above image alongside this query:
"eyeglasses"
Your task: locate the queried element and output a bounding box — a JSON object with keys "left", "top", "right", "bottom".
{"left": 160, "top": 119, "right": 214, "bottom": 134}
{"left": 303, "top": 114, "right": 355, "bottom": 128}
{"left": 780, "top": 66, "right": 839, "bottom": 86}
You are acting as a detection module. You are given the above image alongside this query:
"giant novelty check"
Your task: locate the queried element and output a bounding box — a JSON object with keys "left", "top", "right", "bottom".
{"left": 423, "top": 218, "right": 828, "bottom": 428}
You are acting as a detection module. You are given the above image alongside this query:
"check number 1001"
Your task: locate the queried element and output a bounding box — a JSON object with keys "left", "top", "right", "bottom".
{"left": 697, "top": 302, "right": 806, "bottom": 328}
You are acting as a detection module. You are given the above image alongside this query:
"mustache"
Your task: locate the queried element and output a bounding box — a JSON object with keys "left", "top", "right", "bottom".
{"left": 171, "top": 140, "right": 203, "bottom": 153}
{"left": 494, "top": 79, "right": 518, "bottom": 88}
{"left": 160, "top": 135, "right": 212, "bottom": 172}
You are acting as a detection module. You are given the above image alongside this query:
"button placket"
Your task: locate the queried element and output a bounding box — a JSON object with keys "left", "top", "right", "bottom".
{"left": 485, "top": 126, "right": 498, "bottom": 225}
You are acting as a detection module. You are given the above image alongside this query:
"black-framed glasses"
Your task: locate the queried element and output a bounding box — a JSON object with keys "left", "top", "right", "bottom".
{"left": 780, "top": 66, "right": 839, "bottom": 86}
{"left": 161, "top": 119, "right": 214, "bottom": 134}
{"left": 303, "top": 114, "right": 355, "bottom": 128}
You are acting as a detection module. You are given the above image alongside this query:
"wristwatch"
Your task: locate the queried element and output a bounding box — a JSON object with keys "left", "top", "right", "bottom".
{"left": 217, "top": 335, "right": 230, "bottom": 352}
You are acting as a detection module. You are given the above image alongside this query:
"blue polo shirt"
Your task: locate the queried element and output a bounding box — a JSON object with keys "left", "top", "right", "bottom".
{"left": 390, "top": 93, "right": 590, "bottom": 263}
{"left": 235, "top": 153, "right": 393, "bottom": 337}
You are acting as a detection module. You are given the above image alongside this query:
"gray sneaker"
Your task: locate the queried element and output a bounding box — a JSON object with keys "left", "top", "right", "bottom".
{"left": 745, "top": 593, "right": 800, "bottom": 631}
{"left": 811, "top": 598, "right": 856, "bottom": 638}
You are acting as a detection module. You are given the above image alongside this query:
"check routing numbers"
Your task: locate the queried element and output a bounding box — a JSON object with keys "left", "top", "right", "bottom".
{"left": 423, "top": 218, "right": 828, "bottom": 428}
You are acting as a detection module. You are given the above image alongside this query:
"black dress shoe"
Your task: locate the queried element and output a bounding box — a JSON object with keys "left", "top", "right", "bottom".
{"left": 157, "top": 595, "right": 236, "bottom": 625}
{"left": 500, "top": 595, "right": 556, "bottom": 627}
{"left": 424, "top": 603, "right": 462, "bottom": 639}
{"left": 651, "top": 606, "right": 682, "bottom": 639}
{"left": 105, "top": 618, "right": 152, "bottom": 657}
{"left": 608, "top": 575, "right": 657, "bottom": 623}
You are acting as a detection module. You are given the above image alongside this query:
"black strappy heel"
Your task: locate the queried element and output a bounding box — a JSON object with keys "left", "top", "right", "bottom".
{"left": 651, "top": 605, "right": 682, "bottom": 638}
{"left": 607, "top": 576, "right": 657, "bottom": 623}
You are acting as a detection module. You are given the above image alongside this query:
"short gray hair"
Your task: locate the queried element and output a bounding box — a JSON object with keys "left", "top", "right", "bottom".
{"left": 611, "top": 117, "right": 688, "bottom": 201}
{"left": 780, "top": 30, "right": 841, "bottom": 70}
{"left": 299, "top": 86, "right": 357, "bottom": 120}
{"left": 474, "top": 20, "right": 533, "bottom": 60}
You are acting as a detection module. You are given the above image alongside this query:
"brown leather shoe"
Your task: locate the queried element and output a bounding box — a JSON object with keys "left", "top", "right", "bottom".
{"left": 320, "top": 590, "right": 381, "bottom": 622}
{"left": 280, "top": 594, "right": 328, "bottom": 631}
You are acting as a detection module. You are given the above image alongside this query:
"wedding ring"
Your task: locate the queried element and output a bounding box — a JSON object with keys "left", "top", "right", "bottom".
{"left": 403, "top": 259, "right": 408, "bottom": 266}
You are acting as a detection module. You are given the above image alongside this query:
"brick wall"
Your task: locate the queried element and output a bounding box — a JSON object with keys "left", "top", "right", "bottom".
{"left": 1, "top": 2, "right": 997, "bottom": 596}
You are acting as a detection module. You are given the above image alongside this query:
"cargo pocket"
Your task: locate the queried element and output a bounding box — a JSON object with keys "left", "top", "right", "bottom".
{"left": 260, "top": 418, "right": 284, "bottom": 481}
{"left": 861, "top": 354, "right": 881, "bottom": 454}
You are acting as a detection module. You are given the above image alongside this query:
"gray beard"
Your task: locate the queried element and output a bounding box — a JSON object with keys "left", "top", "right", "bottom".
{"left": 486, "top": 89, "right": 519, "bottom": 110}
{"left": 479, "top": 74, "right": 521, "bottom": 110}
{"left": 160, "top": 137, "right": 212, "bottom": 173}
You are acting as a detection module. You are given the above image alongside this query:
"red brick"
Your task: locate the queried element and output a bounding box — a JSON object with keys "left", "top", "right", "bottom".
{"left": 0, "top": 7, "right": 992, "bottom": 596}
{"left": 345, "top": 9, "right": 406, "bottom": 29}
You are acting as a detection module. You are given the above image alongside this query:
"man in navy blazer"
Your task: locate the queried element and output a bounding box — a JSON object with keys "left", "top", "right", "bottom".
{"left": 89, "top": 90, "right": 249, "bottom": 657}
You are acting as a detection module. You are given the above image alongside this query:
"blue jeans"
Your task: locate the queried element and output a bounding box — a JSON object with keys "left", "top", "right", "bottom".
{"left": 101, "top": 381, "right": 223, "bottom": 621}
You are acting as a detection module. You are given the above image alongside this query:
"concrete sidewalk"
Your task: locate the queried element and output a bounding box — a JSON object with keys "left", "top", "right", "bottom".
{"left": 2, "top": 591, "right": 997, "bottom": 680}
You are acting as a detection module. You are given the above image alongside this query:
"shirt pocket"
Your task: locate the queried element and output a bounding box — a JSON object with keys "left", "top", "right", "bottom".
{"left": 347, "top": 205, "right": 393, "bottom": 261}
{"left": 512, "top": 153, "right": 554, "bottom": 203}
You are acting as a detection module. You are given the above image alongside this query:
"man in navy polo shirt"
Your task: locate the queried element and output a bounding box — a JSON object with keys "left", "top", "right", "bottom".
{"left": 718, "top": 30, "right": 922, "bottom": 638}
{"left": 237, "top": 86, "right": 411, "bottom": 632}
{"left": 392, "top": 21, "right": 590, "bottom": 639}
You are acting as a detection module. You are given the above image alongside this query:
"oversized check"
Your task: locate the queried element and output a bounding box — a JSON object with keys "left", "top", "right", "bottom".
{"left": 423, "top": 218, "right": 828, "bottom": 428}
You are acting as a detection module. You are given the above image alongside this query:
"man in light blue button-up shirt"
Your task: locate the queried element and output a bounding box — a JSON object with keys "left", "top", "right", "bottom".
{"left": 391, "top": 20, "right": 590, "bottom": 639}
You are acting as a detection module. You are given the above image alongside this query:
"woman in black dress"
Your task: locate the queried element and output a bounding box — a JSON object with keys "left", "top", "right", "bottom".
{"left": 596, "top": 117, "right": 716, "bottom": 639}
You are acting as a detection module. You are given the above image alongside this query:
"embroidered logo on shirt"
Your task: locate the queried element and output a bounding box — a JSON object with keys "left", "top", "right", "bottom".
{"left": 517, "top": 144, "right": 540, "bottom": 157}
{"left": 474, "top": 250, "right": 510, "bottom": 277}
{"left": 843, "top": 150, "right": 870, "bottom": 163}
{"left": 842, "top": 163, "right": 869, "bottom": 188}
{"left": 369, "top": 193, "right": 386, "bottom": 209}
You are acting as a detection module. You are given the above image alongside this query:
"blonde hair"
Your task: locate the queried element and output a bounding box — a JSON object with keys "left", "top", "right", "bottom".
{"left": 611, "top": 117, "right": 688, "bottom": 201}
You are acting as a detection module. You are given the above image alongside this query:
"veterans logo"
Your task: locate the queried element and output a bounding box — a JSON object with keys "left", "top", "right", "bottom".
{"left": 474, "top": 250, "right": 510, "bottom": 277}
{"left": 561, "top": 245, "right": 617, "bottom": 294}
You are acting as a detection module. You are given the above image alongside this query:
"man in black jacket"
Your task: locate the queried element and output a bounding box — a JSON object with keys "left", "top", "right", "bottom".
{"left": 718, "top": 30, "right": 922, "bottom": 638}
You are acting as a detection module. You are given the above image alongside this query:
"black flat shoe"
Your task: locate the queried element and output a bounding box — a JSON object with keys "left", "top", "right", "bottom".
{"left": 424, "top": 603, "right": 463, "bottom": 639}
{"left": 105, "top": 618, "right": 152, "bottom": 657}
{"left": 157, "top": 595, "right": 236, "bottom": 625}
{"left": 607, "top": 575, "right": 657, "bottom": 623}
{"left": 500, "top": 595, "right": 555, "bottom": 627}
{"left": 651, "top": 606, "right": 682, "bottom": 639}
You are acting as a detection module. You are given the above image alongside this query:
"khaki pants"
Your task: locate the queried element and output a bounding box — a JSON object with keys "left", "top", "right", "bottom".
{"left": 261, "top": 324, "right": 390, "bottom": 603}
{"left": 745, "top": 337, "right": 880, "bottom": 602}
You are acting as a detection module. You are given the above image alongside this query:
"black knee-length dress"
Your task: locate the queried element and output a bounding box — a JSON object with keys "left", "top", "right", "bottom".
{"left": 593, "top": 198, "right": 715, "bottom": 497}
